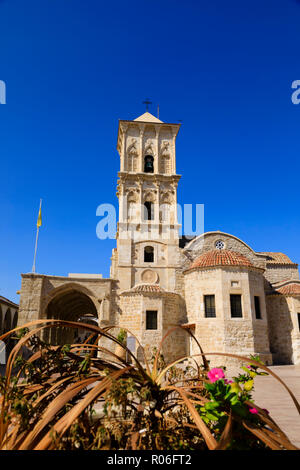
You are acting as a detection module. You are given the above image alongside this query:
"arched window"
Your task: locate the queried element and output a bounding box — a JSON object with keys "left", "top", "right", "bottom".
{"left": 144, "top": 246, "right": 154, "bottom": 262}
{"left": 144, "top": 155, "right": 154, "bottom": 173}
{"left": 12, "top": 311, "right": 18, "bottom": 330}
{"left": 144, "top": 201, "right": 154, "bottom": 221}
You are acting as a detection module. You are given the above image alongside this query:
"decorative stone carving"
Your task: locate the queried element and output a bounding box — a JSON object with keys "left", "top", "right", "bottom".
{"left": 141, "top": 269, "right": 158, "bottom": 284}
{"left": 144, "top": 139, "right": 154, "bottom": 155}
{"left": 143, "top": 190, "right": 156, "bottom": 203}
{"left": 127, "top": 138, "right": 139, "bottom": 172}
{"left": 126, "top": 189, "right": 139, "bottom": 203}
{"left": 161, "top": 140, "right": 170, "bottom": 156}
{"left": 127, "top": 138, "right": 138, "bottom": 154}
{"left": 160, "top": 190, "right": 173, "bottom": 204}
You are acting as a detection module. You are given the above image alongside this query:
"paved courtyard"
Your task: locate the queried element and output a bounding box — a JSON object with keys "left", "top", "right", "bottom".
{"left": 252, "top": 365, "right": 300, "bottom": 448}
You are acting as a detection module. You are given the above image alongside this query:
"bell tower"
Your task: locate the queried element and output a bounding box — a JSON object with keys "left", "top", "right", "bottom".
{"left": 110, "top": 111, "right": 182, "bottom": 292}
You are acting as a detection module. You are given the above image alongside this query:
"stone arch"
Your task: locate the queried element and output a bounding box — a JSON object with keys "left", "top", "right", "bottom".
{"left": 3, "top": 308, "right": 13, "bottom": 362}
{"left": 127, "top": 190, "right": 138, "bottom": 203}
{"left": 143, "top": 190, "right": 156, "bottom": 203}
{"left": 43, "top": 282, "right": 98, "bottom": 314}
{"left": 12, "top": 310, "right": 18, "bottom": 330}
{"left": 3, "top": 308, "right": 12, "bottom": 334}
{"left": 144, "top": 246, "right": 154, "bottom": 262}
{"left": 184, "top": 231, "right": 256, "bottom": 254}
{"left": 0, "top": 305, "right": 3, "bottom": 334}
{"left": 127, "top": 190, "right": 139, "bottom": 221}
{"left": 144, "top": 155, "right": 154, "bottom": 173}
{"left": 44, "top": 285, "right": 99, "bottom": 346}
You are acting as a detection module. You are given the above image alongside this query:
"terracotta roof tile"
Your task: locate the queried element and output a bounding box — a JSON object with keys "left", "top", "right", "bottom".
{"left": 275, "top": 283, "right": 300, "bottom": 296}
{"left": 260, "top": 252, "right": 296, "bottom": 265}
{"left": 188, "top": 249, "right": 254, "bottom": 270}
{"left": 131, "top": 284, "right": 164, "bottom": 293}
{"left": 121, "top": 284, "right": 166, "bottom": 295}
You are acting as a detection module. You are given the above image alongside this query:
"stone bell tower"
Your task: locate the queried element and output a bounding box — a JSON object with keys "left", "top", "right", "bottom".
{"left": 110, "top": 111, "right": 182, "bottom": 293}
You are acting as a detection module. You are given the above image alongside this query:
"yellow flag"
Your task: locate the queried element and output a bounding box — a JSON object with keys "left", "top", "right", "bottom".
{"left": 37, "top": 206, "right": 42, "bottom": 228}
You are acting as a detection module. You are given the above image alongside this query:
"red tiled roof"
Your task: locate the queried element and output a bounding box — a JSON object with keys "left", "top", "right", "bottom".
{"left": 121, "top": 284, "right": 166, "bottom": 294}
{"left": 275, "top": 283, "right": 300, "bottom": 296}
{"left": 260, "top": 252, "right": 296, "bottom": 265}
{"left": 188, "top": 249, "right": 254, "bottom": 270}
{"left": 131, "top": 284, "right": 164, "bottom": 293}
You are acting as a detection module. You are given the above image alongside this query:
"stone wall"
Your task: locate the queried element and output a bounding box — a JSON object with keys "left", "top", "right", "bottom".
{"left": 266, "top": 294, "right": 300, "bottom": 364}
{"left": 119, "top": 291, "right": 187, "bottom": 364}
{"left": 264, "top": 265, "right": 299, "bottom": 284}
{"left": 18, "top": 273, "right": 116, "bottom": 328}
{"left": 161, "top": 294, "right": 187, "bottom": 363}
{"left": 184, "top": 266, "right": 272, "bottom": 367}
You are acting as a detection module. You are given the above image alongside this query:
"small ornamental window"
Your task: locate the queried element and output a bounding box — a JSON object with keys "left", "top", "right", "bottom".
{"left": 215, "top": 240, "right": 225, "bottom": 250}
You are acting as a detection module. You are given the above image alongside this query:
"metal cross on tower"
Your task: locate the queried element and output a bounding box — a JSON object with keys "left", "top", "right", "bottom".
{"left": 142, "top": 98, "right": 152, "bottom": 112}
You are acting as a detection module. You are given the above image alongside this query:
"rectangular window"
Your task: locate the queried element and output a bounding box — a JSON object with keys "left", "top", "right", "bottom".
{"left": 231, "top": 281, "right": 239, "bottom": 288}
{"left": 254, "top": 296, "right": 262, "bottom": 319}
{"left": 146, "top": 310, "right": 157, "bottom": 330}
{"left": 298, "top": 313, "right": 300, "bottom": 332}
{"left": 230, "top": 294, "right": 242, "bottom": 318}
{"left": 204, "top": 295, "right": 216, "bottom": 317}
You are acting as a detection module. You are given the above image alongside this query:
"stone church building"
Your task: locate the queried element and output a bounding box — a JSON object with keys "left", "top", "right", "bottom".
{"left": 18, "top": 112, "right": 300, "bottom": 366}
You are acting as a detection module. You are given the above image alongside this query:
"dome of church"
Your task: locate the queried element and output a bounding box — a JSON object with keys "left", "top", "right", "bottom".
{"left": 188, "top": 249, "right": 254, "bottom": 270}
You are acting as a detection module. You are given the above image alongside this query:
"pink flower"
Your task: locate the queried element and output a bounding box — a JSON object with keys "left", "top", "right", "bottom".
{"left": 207, "top": 368, "right": 225, "bottom": 383}
{"left": 262, "top": 408, "right": 269, "bottom": 415}
{"left": 249, "top": 407, "right": 258, "bottom": 414}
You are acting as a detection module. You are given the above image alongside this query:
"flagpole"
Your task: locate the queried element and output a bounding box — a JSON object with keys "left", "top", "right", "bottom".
{"left": 32, "top": 199, "right": 42, "bottom": 273}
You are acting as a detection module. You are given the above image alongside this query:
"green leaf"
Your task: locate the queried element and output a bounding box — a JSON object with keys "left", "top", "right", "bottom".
{"left": 231, "top": 403, "right": 248, "bottom": 418}
{"left": 205, "top": 401, "right": 220, "bottom": 411}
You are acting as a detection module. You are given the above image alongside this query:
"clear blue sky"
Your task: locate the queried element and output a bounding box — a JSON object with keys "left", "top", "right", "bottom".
{"left": 1, "top": 0, "right": 300, "bottom": 303}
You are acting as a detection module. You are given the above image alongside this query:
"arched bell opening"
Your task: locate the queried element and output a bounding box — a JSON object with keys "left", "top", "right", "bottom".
{"left": 144, "top": 155, "right": 154, "bottom": 173}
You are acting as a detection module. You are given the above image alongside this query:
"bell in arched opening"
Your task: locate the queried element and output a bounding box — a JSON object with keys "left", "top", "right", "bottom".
{"left": 144, "top": 155, "right": 154, "bottom": 173}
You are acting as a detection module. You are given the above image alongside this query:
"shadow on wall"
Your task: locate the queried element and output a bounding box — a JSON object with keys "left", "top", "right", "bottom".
{"left": 0, "top": 306, "right": 19, "bottom": 363}
{"left": 43, "top": 288, "right": 98, "bottom": 346}
{"left": 267, "top": 296, "right": 294, "bottom": 365}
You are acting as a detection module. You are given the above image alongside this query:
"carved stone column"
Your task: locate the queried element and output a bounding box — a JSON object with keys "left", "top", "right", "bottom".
{"left": 139, "top": 126, "right": 145, "bottom": 172}
{"left": 120, "top": 124, "right": 128, "bottom": 172}
{"left": 155, "top": 126, "right": 160, "bottom": 174}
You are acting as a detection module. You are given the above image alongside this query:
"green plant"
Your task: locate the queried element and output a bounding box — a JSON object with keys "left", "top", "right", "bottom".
{"left": 0, "top": 319, "right": 299, "bottom": 450}
{"left": 116, "top": 328, "right": 127, "bottom": 345}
